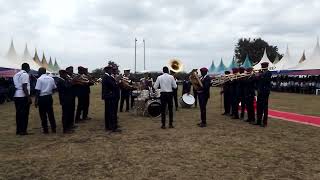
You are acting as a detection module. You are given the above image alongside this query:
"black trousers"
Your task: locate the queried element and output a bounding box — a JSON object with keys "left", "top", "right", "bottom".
{"left": 83, "top": 93, "right": 90, "bottom": 119}
{"left": 173, "top": 89, "right": 178, "bottom": 110}
{"left": 104, "top": 98, "right": 117, "bottom": 130}
{"left": 70, "top": 96, "right": 75, "bottom": 127}
{"left": 38, "top": 95, "right": 56, "bottom": 132}
{"left": 198, "top": 93, "right": 209, "bottom": 124}
{"left": 14, "top": 97, "right": 30, "bottom": 134}
{"left": 61, "top": 98, "right": 74, "bottom": 132}
{"left": 245, "top": 96, "right": 255, "bottom": 122}
{"left": 256, "top": 93, "right": 269, "bottom": 125}
{"left": 75, "top": 94, "right": 86, "bottom": 122}
{"left": 223, "top": 92, "right": 231, "bottom": 114}
{"left": 240, "top": 95, "right": 246, "bottom": 118}
{"left": 120, "top": 92, "right": 130, "bottom": 112}
{"left": 160, "top": 92, "right": 173, "bottom": 126}
{"left": 193, "top": 89, "right": 198, "bottom": 107}
{"left": 231, "top": 95, "right": 239, "bottom": 118}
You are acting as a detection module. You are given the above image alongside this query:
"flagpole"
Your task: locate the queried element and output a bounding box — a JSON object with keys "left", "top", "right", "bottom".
{"left": 143, "top": 39, "right": 145, "bottom": 70}
{"left": 135, "top": 38, "right": 137, "bottom": 73}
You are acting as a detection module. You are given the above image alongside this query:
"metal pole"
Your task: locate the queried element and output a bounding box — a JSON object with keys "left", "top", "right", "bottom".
{"left": 134, "top": 38, "right": 137, "bottom": 73}
{"left": 143, "top": 39, "right": 145, "bottom": 70}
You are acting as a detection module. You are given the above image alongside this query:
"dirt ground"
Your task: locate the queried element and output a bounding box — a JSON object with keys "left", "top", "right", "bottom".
{"left": 0, "top": 86, "right": 320, "bottom": 180}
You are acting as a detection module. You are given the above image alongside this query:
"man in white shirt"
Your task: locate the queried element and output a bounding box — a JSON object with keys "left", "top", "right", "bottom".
{"left": 154, "top": 66, "right": 177, "bottom": 129}
{"left": 13, "top": 63, "right": 31, "bottom": 135}
{"left": 35, "top": 67, "right": 57, "bottom": 134}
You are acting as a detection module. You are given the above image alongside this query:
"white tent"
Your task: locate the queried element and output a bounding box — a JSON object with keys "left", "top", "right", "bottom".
{"left": 274, "top": 45, "right": 298, "bottom": 71}
{"left": 291, "top": 38, "right": 320, "bottom": 70}
{"left": 254, "top": 48, "right": 274, "bottom": 70}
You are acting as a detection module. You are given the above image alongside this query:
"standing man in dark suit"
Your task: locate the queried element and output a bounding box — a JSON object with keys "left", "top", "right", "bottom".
{"left": 154, "top": 66, "right": 177, "bottom": 129}
{"left": 74, "top": 66, "right": 88, "bottom": 123}
{"left": 120, "top": 69, "right": 132, "bottom": 112}
{"left": 56, "top": 70, "right": 75, "bottom": 133}
{"left": 221, "top": 70, "right": 231, "bottom": 115}
{"left": 230, "top": 68, "right": 240, "bottom": 119}
{"left": 102, "top": 65, "right": 121, "bottom": 132}
{"left": 66, "top": 66, "right": 76, "bottom": 129}
{"left": 238, "top": 67, "right": 246, "bottom": 119}
{"left": 197, "top": 67, "right": 211, "bottom": 127}
{"left": 243, "top": 67, "right": 256, "bottom": 124}
{"left": 182, "top": 75, "right": 191, "bottom": 95}
{"left": 255, "top": 62, "right": 272, "bottom": 127}
{"left": 83, "top": 68, "right": 94, "bottom": 120}
{"left": 191, "top": 69, "right": 199, "bottom": 107}
{"left": 13, "top": 63, "right": 31, "bottom": 135}
{"left": 170, "top": 71, "right": 179, "bottom": 111}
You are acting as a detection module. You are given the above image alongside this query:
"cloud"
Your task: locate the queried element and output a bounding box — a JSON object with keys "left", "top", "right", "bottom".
{"left": 0, "top": 0, "right": 319, "bottom": 71}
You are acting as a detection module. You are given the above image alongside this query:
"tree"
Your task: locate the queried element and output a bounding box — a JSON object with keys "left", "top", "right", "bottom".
{"left": 234, "top": 38, "right": 283, "bottom": 65}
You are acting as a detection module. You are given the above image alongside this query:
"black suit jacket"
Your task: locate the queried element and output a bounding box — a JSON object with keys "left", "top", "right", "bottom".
{"left": 198, "top": 75, "right": 211, "bottom": 98}
{"left": 102, "top": 73, "right": 117, "bottom": 100}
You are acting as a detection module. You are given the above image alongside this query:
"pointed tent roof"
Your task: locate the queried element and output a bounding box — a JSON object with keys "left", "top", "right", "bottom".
{"left": 6, "top": 39, "right": 18, "bottom": 61}
{"left": 53, "top": 58, "right": 60, "bottom": 72}
{"left": 33, "top": 48, "right": 42, "bottom": 65}
{"left": 274, "top": 45, "right": 297, "bottom": 71}
{"left": 241, "top": 55, "right": 253, "bottom": 68}
{"left": 273, "top": 54, "right": 280, "bottom": 64}
{"left": 292, "top": 37, "right": 320, "bottom": 70}
{"left": 48, "top": 56, "right": 54, "bottom": 71}
{"left": 215, "top": 58, "right": 227, "bottom": 74}
{"left": 22, "top": 43, "right": 32, "bottom": 60}
{"left": 227, "top": 56, "right": 238, "bottom": 70}
{"left": 41, "top": 52, "right": 49, "bottom": 69}
{"left": 208, "top": 60, "right": 216, "bottom": 74}
{"left": 298, "top": 50, "right": 306, "bottom": 63}
{"left": 254, "top": 48, "right": 274, "bottom": 70}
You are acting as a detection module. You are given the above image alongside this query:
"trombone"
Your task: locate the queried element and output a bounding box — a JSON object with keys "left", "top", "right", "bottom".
{"left": 211, "top": 69, "right": 261, "bottom": 87}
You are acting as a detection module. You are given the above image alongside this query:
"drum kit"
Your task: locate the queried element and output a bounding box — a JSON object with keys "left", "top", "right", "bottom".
{"left": 133, "top": 89, "right": 162, "bottom": 118}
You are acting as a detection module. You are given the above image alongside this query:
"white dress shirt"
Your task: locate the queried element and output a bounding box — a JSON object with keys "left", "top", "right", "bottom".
{"left": 13, "top": 70, "right": 30, "bottom": 97}
{"left": 35, "top": 74, "right": 57, "bottom": 96}
{"left": 153, "top": 73, "right": 177, "bottom": 93}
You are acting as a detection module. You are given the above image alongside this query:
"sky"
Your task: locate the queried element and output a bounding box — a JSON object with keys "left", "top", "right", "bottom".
{"left": 1, "top": 0, "right": 320, "bottom": 72}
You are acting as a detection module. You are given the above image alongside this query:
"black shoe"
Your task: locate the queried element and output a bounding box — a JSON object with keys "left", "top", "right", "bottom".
{"left": 231, "top": 116, "right": 239, "bottom": 119}
{"left": 198, "top": 123, "right": 207, "bottom": 128}
{"left": 245, "top": 119, "right": 251, "bottom": 122}
{"left": 125, "top": 110, "right": 129, "bottom": 112}
{"left": 161, "top": 125, "right": 166, "bottom": 129}
{"left": 260, "top": 124, "right": 267, "bottom": 128}
{"left": 83, "top": 117, "right": 92, "bottom": 120}
{"left": 71, "top": 125, "right": 78, "bottom": 129}
{"left": 63, "top": 129, "right": 74, "bottom": 134}
{"left": 52, "top": 129, "right": 56, "bottom": 133}
{"left": 20, "top": 132, "right": 29, "bottom": 136}
{"left": 254, "top": 123, "right": 262, "bottom": 126}
{"left": 169, "top": 124, "right": 174, "bottom": 128}
{"left": 221, "top": 112, "right": 227, "bottom": 115}
{"left": 112, "top": 129, "right": 122, "bottom": 133}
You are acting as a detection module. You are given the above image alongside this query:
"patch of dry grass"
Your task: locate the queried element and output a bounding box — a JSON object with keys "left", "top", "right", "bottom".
{"left": 0, "top": 86, "right": 319, "bottom": 180}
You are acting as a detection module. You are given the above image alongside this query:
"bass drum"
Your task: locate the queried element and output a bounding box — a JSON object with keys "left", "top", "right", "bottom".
{"left": 179, "top": 94, "right": 195, "bottom": 108}
{"left": 145, "top": 99, "right": 161, "bottom": 117}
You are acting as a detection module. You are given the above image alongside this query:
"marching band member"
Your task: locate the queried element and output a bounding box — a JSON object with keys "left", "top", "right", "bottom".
{"left": 197, "top": 67, "right": 211, "bottom": 127}
{"left": 244, "top": 67, "right": 256, "bottom": 123}
{"left": 170, "top": 70, "right": 179, "bottom": 111}
{"left": 112, "top": 66, "right": 121, "bottom": 125}
{"left": 56, "top": 70, "right": 75, "bottom": 134}
{"left": 35, "top": 67, "right": 57, "bottom": 134}
{"left": 154, "top": 66, "right": 177, "bottom": 129}
{"left": 13, "top": 63, "right": 31, "bottom": 135}
{"left": 239, "top": 67, "right": 246, "bottom": 119}
{"left": 230, "top": 68, "right": 240, "bottom": 119}
{"left": 74, "top": 66, "right": 89, "bottom": 123}
{"left": 102, "top": 65, "right": 121, "bottom": 132}
{"left": 83, "top": 68, "right": 94, "bottom": 120}
{"left": 221, "top": 70, "right": 231, "bottom": 116}
{"left": 255, "top": 62, "right": 272, "bottom": 127}
{"left": 140, "top": 72, "right": 153, "bottom": 90}
{"left": 65, "top": 66, "right": 76, "bottom": 128}
{"left": 120, "top": 68, "right": 132, "bottom": 112}
{"left": 182, "top": 74, "right": 191, "bottom": 95}
{"left": 191, "top": 69, "right": 199, "bottom": 107}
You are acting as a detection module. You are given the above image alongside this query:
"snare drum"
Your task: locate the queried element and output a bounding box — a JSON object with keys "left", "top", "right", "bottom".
{"left": 179, "top": 94, "right": 195, "bottom": 108}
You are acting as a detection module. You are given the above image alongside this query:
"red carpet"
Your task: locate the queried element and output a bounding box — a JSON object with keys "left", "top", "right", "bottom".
{"left": 268, "top": 109, "right": 320, "bottom": 127}
{"left": 240, "top": 99, "right": 320, "bottom": 127}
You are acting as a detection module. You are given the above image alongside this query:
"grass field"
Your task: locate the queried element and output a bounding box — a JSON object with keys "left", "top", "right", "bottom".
{"left": 0, "top": 85, "right": 320, "bottom": 180}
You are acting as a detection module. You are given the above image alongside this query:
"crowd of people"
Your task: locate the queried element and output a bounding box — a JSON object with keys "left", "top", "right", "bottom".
{"left": 271, "top": 75, "right": 320, "bottom": 94}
